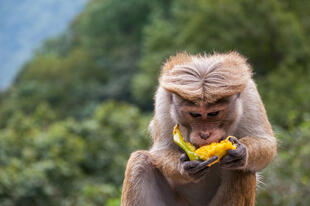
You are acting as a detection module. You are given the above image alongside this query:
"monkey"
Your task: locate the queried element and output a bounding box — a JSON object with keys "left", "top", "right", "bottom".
{"left": 121, "top": 52, "right": 277, "bottom": 206}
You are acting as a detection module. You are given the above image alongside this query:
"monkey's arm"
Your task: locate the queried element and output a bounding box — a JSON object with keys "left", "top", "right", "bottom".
{"left": 239, "top": 136, "right": 276, "bottom": 171}
{"left": 150, "top": 147, "right": 190, "bottom": 183}
{"left": 235, "top": 80, "right": 277, "bottom": 171}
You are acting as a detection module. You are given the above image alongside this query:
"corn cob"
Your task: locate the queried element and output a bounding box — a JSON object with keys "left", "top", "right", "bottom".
{"left": 173, "top": 124, "right": 237, "bottom": 166}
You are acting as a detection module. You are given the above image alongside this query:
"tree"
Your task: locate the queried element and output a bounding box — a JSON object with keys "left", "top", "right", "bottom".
{"left": 132, "top": 0, "right": 310, "bottom": 110}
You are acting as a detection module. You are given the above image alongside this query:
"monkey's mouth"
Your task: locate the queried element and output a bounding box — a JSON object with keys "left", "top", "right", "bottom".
{"left": 192, "top": 141, "right": 212, "bottom": 148}
{"left": 192, "top": 143, "right": 200, "bottom": 148}
{"left": 191, "top": 136, "right": 224, "bottom": 148}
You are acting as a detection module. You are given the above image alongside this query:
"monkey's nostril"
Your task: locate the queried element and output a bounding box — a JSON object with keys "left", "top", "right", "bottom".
{"left": 199, "top": 132, "right": 210, "bottom": 140}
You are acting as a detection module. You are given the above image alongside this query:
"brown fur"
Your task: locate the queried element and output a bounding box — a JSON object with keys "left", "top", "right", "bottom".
{"left": 121, "top": 52, "right": 277, "bottom": 206}
{"left": 209, "top": 170, "right": 256, "bottom": 206}
{"left": 161, "top": 52, "right": 193, "bottom": 75}
{"left": 160, "top": 52, "right": 252, "bottom": 103}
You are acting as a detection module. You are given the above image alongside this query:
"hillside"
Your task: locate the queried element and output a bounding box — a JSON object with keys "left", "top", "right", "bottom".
{"left": 0, "top": 0, "right": 310, "bottom": 205}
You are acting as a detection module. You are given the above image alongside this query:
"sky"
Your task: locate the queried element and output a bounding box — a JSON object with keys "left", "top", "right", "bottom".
{"left": 0, "top": 0, "right": 88, "bottom": 91}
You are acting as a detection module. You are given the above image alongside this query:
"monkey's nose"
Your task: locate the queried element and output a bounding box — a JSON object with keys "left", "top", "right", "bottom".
{"left": 199, "top": 132, "right": 210, "bottom": 140}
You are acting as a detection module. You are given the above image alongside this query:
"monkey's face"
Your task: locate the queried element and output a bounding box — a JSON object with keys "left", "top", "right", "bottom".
{"left": 172, "top": 94, "right": 237, "bottom": 147}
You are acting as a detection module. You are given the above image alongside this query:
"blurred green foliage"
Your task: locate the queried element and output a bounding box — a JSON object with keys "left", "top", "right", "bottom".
{"left": 256, "top": 121, "right": 310, "bottom": 205}
{"left": 0, "top": 0, "right": 310, "bottom": 205}
{"left": 0, "top": 101, "right": 149, "bottom": 206}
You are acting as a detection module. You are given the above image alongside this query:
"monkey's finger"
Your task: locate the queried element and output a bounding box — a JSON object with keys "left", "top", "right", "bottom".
{"left": 192, "top": 156, "right": 218, "bottom": 174}
{"left": 182, "top": 160, "right": 200, "bottom": 171}
{"left": 195, "top": 166, "right": 211, "bottom": 179}
{"left": 220, "top": 158, "right": 246, "bottom": 169}
{"left": 228, "top": 136, "right": 238, "bottom": 144}
{"left": 228, "top": 136, "right": 240, "bottom": 145}
{"left": 180, "top": 153, "right": 190, "bottom": 163}
{"left": 221, "top": 154, "right": 241, "bottom": 164}
{"left": 220, "top": 160, "right": 239, "bottom": 168}
{"left": 227, "top": 144, "right": 246, "bottom": 157}
{"left": 202, "top": 155, "right": 218, "bottom": 167}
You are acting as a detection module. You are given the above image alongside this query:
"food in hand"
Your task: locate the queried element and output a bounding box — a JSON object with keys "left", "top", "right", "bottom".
{"left": 173, "top": 124, "right": 237, "bottom": 166}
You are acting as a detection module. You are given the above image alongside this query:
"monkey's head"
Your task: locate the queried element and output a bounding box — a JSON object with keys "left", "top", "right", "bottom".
{"left": 159, "top": 52, "right": 252, "bottom": 147}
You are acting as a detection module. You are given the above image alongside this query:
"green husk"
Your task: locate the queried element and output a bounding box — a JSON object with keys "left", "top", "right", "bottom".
{"left": 173, "top": 124, "right": 200, "bottom": 161}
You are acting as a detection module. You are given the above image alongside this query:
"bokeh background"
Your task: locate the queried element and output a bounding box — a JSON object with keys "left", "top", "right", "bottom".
{"left": 1, "top": 0, "right": 310, "bottom": 205}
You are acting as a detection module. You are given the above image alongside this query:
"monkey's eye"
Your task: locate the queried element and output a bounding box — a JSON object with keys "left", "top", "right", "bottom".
{"left": 207, "top": 111, "right": 219, "bottom": 117}
{"left": 189, "top": 112, "right": 202, "bottom": 118}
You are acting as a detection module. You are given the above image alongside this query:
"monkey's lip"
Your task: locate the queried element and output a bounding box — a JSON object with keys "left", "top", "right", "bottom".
{"left": 190, "top": 135, "right": 221, "bottom": 147}
{"left": 193, "top": 139, "right": 222, "bottom": 148}
{"left": 193, "top": 141, "right": 213, "bottom": 148}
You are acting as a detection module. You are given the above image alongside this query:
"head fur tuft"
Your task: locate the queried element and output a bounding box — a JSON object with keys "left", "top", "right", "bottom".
{"left": 159, "top": 51, "right": 253, "bottom": 103}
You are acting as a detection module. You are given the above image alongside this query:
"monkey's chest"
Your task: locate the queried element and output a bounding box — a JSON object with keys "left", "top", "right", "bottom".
{"left": 173, "top": 168, "right": 222, "bottom": 206}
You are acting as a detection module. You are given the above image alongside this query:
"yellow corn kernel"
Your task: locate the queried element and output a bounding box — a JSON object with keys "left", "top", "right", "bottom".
{"left": 195, "top": 137, "right": 237, "bottom": 166}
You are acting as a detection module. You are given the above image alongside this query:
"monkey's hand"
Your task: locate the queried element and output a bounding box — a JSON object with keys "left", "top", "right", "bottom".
{"left": 220, "top": 136, "right": 247, "bottom": 169}
{"left": 180, "top": 153, "right": 218, "bottom": 182}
